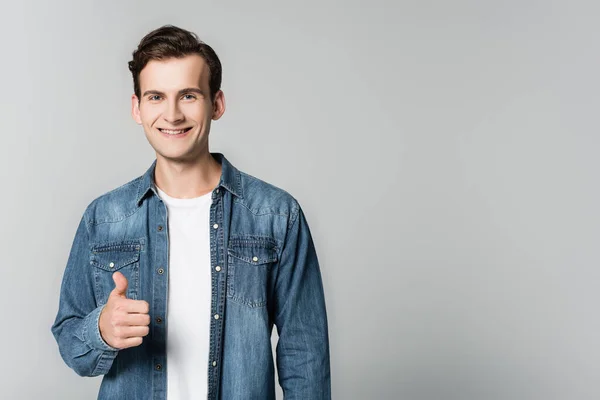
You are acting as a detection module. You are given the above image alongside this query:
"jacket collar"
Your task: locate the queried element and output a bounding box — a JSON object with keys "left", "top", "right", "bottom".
{"left": 135, "top": 152, "right": 243, "bottom": 207}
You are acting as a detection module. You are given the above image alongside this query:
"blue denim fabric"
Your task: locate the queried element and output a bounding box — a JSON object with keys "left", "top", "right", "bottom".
{"left": 51, "top": 153, "right": 331, "bottom": 399}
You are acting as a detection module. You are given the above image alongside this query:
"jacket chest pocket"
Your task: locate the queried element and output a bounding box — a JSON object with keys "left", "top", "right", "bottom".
{"left": 89, "top": 242, "right": 141, "bottom": 304}
{"left": 227, "top": 239, "right": 278, "bottom": 308}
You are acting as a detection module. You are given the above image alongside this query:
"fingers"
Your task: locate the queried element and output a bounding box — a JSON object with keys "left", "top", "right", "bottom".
{"left": 100, "top": 278, "right": 150, "bottom": 349}
{"left": 115, "top": 325, "right": 150, "bottom": 339}
{"left": 122, "top": 312, "right": 151, "bottom": 327}
{"left": 117, "top": 336, "right": 144, "bottom": 349}
{"left": 111, "top": 271, "right": 129, "bottom": 298}
{"left": 109, "top": 321, "right": 150, "bottom": 350}
{"left": 114, "top": 299, "right": 150, "bottom": 314}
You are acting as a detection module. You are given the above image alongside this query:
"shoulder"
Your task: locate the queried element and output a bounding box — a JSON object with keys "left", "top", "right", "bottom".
{"left": 82, "top": 175, "right": 142, "bottom": 226}
{"left": 237, "top": 170, "right": 301, "bottom": 219}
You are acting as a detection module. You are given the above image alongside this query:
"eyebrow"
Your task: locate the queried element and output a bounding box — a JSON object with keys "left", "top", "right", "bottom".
{"left": 141, "top": 87, "right": 205, "bottom": 98}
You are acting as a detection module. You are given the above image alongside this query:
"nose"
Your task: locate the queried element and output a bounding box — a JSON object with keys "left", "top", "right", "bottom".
{"left": 163, "top": 99, "right": 184, "bottom": 124}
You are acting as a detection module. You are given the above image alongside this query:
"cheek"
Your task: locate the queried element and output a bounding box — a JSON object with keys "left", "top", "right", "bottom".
{"left": 183, "top": 102, "right": 211, "bottom": 120}
{"left": 140, "top": 108, "right": 162, "bottom": 126}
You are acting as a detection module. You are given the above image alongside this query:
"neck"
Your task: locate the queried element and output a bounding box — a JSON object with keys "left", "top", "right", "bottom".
{"left": 153, "top": 151, "right": 222, "bottom": 199}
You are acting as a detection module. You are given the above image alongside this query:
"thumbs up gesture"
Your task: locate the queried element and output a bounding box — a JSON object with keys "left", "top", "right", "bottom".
{"left": 98, "top": 271, "right": 150, "bottom": 349}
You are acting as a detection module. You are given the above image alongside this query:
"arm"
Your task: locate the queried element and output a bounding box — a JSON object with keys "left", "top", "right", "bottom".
{"left": 50, "top": 213, "right": 119, "bottom": 377}
{"left": 274, "top": 203, "right": 331, "bottom": 399}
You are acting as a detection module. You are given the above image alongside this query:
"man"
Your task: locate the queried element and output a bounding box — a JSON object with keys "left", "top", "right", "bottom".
{"left": 51, "top": 25, "right": 331, "bottom": 400}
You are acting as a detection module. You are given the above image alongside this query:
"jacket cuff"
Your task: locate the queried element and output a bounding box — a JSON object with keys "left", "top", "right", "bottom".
{"left": 82, "top": 304, "right": 120, "bottom": 352}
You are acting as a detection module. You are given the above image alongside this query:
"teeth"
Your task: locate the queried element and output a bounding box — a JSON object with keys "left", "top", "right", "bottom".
{"left": 161, "top": 128, "right": 188, "bottom": 135}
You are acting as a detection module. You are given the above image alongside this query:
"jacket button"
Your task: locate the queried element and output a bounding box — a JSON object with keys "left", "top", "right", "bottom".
{"left": 157, "top": 267, "right": 164, "bottom": 274}
{"left": 155, "top": 317, "right": 163, "bottom": 324}
{"left": 213, "top": 223, "right": 219, "bottom": 229}
{"left": 157, "top": 225, "right": 163, "bottom": 231}
{"left": 252, "top": 256, "right": 258, "bottom": 262}
{"left": 155, "top": 364, "right": 162, "bottom": 371}
{"left": 212, "top": 361, "right": 217, "bottom": 367}
{"left": 215, "top": 266, "right": 221, "bottom": 272}
{"left": 214, "top": 314, "right": 219, "bottom": 320}
{"left": 109, "top": 262, "right": 115, "bottom": 268}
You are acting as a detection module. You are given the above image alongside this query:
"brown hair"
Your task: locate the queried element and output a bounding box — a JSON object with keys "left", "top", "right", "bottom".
{"left": 128, "top": 25, "right": 222, "bottom": 102}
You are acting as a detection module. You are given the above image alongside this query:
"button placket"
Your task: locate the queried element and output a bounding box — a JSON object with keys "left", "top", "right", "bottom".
{"left": 208, "top": 186, "right": 225, "bottom": 396}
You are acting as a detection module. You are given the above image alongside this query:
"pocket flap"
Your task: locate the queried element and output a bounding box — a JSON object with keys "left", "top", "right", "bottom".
{"left": 227, "top": 245, "right": 278, "bottom": 265}
{"left": 90, "top": 242, "right": 141, "bottom": 271}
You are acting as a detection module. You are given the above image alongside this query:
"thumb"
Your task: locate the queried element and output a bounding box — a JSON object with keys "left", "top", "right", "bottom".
{"left": 111, "top": 271, "right": 128, "bottom": 298}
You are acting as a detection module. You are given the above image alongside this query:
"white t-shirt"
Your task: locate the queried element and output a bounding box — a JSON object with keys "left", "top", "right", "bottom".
{"left": 156, "top": 185, "right": 213, "bottom": 399}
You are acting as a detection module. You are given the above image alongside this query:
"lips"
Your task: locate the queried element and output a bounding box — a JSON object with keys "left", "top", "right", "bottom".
{"left": 158, "top": 127, "right": 192, "bottom": 135}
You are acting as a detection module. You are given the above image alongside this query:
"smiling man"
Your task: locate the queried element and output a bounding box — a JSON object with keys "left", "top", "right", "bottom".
{"left": 51, "top": 25, "right": 331, "bottom": 400}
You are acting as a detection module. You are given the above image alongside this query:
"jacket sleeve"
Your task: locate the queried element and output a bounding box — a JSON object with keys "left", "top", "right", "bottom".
{"left": 274, "top": 203, "right": 331, "bottom": 399}
{"left": 50, "top": 212, "right": 119, "bottom": 377}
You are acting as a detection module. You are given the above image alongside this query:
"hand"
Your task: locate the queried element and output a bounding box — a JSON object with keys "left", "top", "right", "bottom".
{"left": 98, "top": 271, "right": 150, "bottom": 349}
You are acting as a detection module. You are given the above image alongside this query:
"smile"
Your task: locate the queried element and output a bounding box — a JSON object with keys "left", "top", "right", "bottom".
{"left": 158, "top": 127, "right": 192, "bottom": 135}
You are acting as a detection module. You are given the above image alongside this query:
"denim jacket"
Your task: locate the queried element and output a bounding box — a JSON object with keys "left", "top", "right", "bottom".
{"left": 51, "top": 153, "right": 331, "bottom": 399}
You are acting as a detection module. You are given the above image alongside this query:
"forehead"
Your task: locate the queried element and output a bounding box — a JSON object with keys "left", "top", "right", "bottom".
{"left": 139, "top": 54, "right": 209, "bottom": 92}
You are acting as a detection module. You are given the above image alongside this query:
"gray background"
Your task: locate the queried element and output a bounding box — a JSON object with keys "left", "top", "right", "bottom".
{"left": 1, "top": 0, "right": 598, "bottom": 399}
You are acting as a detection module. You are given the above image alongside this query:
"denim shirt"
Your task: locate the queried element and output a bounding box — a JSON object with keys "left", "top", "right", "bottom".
{"left": 51, "top": 153, "right": 331, "bottom": 399}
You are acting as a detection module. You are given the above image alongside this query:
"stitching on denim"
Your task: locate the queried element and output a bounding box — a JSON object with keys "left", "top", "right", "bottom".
{"left": 88, "top": 204, "right": 142, "bottom": 225}
{"left": 233, "top": 197, "right": 291, "bottom": 218}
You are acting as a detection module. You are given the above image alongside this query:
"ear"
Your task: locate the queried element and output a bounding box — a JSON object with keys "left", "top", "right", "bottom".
{"left": 131, "top": 94, "right": 142, "bottom": 124}
{"left": 211, "top": 90, "right": 226, "bottom": 121}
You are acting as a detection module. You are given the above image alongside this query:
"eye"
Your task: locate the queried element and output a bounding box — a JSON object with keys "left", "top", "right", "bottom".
{"left": 182, "top": 94, "right": 197, "bottom": 100}
{"left": 148, "top": 95, "right": 161, "bottom": 101}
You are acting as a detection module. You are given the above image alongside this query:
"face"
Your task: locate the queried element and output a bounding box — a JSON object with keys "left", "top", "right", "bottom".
{"left": 131, "top": 54, "right": 225, "bottom": 163}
